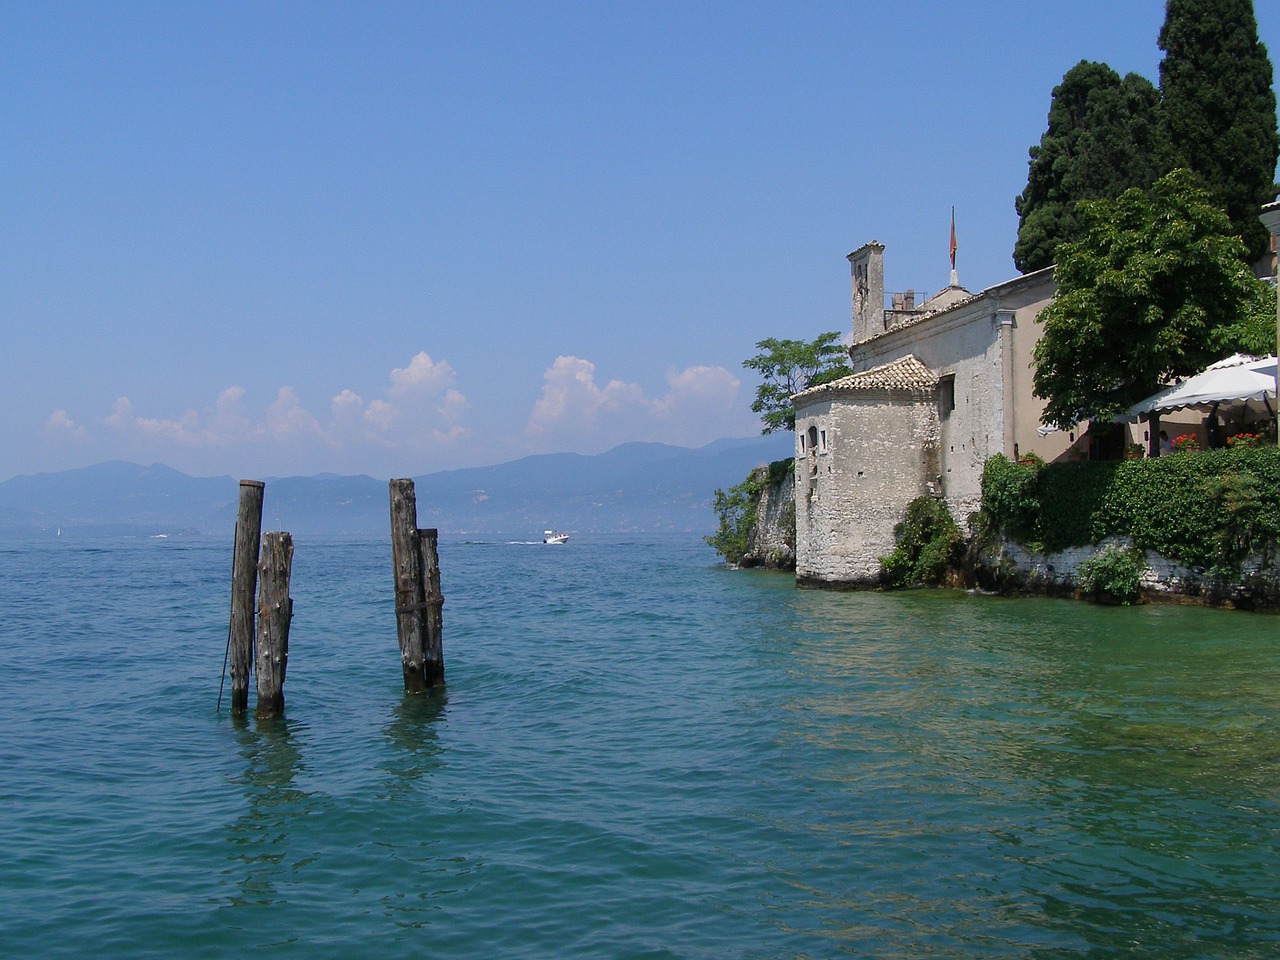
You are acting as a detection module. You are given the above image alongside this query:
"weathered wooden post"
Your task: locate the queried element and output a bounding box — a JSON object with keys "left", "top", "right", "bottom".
{"left": 228, "top": 480, "right": 265, "bottom": 715}
{"left": 417, "top": 527, "right": 444, "bottom": 687}
{"left": 254, "top": 531, "right": 293, "bottom": 719}
{"left": 389, "top": 479, "right": 444, "bottom": 693}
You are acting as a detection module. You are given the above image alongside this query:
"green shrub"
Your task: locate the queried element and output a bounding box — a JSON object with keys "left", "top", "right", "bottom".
{"left": 1075, "top": 545, "right": 1144, "bottom": 604}
{"left": 880, "top": 496, "right": 962, "bottom": 588}
{"left": 766, "top": 457, "right": 795, "bottom": 487}
{"left": 705, "top": 473, "right": 762, "bottom": 565}
{"left": 979, "top": 447, "right": 1280, "bottom": 575}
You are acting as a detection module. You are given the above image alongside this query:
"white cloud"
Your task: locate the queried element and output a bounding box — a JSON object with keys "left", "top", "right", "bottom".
{"left": 51, "top": 350, "right": 474, "bottom": 475}
{"left": 527, "top": 356, "right": 647, "bottom": 433}
{"left": 266, "top": 387, "right": 329, "bottom": 445}
{"left": 359, "top": 354, "right": 469, "bottom": 449}
{"left": 362, "top": 398, "right": 395, "bottom": 432}
{"left": 388, "top": 351, "right": 456, "bottom": 397}
{"left": 102, "top": 396, "right": 203, "bottom": 444}
{"left": 525, "top": 355, "right": 745, "bottom": 450}
{"left": 45, "top": 409, "right": 88, "bottom": 442}
{"left": 42, "top": 350, "right": 753, "bottom": 475}
{"left": 329, "top": 388, "right": 364, "bottom": 432}
{"left": 103, "top": 396, "right": 135, "bottom": 430}
{"left": 656, "top": 365, "right": 741, "bottom": 416}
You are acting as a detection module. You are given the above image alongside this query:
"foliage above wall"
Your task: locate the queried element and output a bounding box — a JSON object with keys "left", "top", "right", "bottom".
{"left": 979, "top": 448, "right": 1280, "bottom": 576}
{"left": 1159, "top": 0, "right": 1279, "bottom": 264}
{"left": 1014, "top": 0, "right": 1278, "bottom": 270}
{"left": 744, "top": 333, "right": 851, "bottom": 433}
{"left": 1014, "top": 60, "right": 1164, "bottom": 273}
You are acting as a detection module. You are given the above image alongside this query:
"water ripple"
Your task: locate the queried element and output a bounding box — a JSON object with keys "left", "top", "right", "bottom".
{"left": 0, "top": 536, "right": 1276, "bottom": 958}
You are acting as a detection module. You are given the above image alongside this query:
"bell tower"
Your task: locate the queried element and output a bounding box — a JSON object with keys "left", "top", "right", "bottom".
{"left": 848, "top": 241, "right": 884, "bottom": 342}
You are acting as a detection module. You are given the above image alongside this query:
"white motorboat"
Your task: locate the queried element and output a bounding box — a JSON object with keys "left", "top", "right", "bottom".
{"left": 542, "top": 530, "right": 569, "bottom": 544}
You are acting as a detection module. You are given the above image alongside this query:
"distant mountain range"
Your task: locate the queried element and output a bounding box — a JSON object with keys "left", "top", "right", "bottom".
{"left": 0, "top": 436, "right": 794, "bottom": 538}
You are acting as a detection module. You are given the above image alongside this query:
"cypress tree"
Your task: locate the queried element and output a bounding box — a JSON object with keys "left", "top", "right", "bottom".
{"left": 1014, "top": 61, "right": 1163, "bottom": 273}
{"left": 1159, "top": 0, "right": 1279, "bottom": 264}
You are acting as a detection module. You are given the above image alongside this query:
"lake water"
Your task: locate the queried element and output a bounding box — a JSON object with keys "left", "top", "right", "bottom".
{"left": 1, "top": 534, "right": 1277, "bottom": 958}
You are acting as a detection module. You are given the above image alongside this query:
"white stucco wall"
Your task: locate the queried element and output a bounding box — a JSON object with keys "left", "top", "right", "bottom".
{"left": 849, "top": 272, "right": 1058, "bottom": 521}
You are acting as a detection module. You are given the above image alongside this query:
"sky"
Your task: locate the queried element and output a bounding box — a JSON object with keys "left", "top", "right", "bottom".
{"left": 5, "top": 1, "right": 1279, "bottom": 481}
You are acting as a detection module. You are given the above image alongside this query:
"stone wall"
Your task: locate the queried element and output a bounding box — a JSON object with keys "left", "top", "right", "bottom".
{"left": 971, "top": 534, "right": 1280, "bottom": 610}
{"left": 740, "top": 467, "right": 795, "bottom": 570}
{"left": 795, "top": 391, "right": 938, "bottom": 586}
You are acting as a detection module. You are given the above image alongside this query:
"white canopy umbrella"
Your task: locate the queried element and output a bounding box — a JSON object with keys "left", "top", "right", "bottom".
{"left": 1122, "top": 355, "right": 1276, "bottom": 418}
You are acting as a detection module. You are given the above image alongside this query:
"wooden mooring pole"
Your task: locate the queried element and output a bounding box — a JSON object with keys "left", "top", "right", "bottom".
{"left": 254, "top": 531, "right": 294, "bottom": 719}
{"left": 417, "top": 527, "right": 444, "bottom": 685}
{"left": 228, "top": 480, "right": 265, "bottom": 715}
{"left": 389, "top": 479, "right": 444, "bottom": 694}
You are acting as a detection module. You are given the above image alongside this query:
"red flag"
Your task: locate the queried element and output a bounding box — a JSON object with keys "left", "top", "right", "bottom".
{"left": 949, "top": 208, "right": 957, "bottom": 269}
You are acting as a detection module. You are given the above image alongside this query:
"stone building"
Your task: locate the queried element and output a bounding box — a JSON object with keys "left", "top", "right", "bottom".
{"left": 791, "top": 242, "right": 1067, "bottom": 586}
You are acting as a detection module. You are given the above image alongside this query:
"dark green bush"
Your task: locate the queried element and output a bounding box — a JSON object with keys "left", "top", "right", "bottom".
{"left": 979, "top": 455, "right": 1044, "bottom": 544}
{"left": 1075, "top": 545, "right": 1144, "bottom": 604}
{"left": 880, "top": 496, "right": 962, "bottom": 588}
{"left": 766, "top": 457, "right": 795, "bottom": 487}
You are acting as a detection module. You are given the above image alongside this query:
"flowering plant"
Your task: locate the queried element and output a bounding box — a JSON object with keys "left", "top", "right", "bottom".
{"left": 1227, "top": 432, "right": 1260, "bottom": 449}
{"left": 1172, "top": 434, "right": 1199, "bottom": 452}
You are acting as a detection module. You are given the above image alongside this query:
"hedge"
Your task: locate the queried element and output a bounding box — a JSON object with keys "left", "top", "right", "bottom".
{"left": 980, "top": 448, "right": 1280, "bottom": 574}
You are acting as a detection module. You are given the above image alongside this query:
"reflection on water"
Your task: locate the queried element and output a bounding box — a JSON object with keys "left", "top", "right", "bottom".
{"left": 223, "top": 714, "right": 311, "bottom": 908}
{"left": 379, "top": 691, "right": 447, "bottom": 800}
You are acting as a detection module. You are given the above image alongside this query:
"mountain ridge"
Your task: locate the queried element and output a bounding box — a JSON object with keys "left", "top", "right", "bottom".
{"left": 0, "top": 435, "right": 793, "bottom": 538}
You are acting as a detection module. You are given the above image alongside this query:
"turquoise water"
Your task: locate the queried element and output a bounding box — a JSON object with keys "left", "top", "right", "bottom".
{"left": 1, "top": 534, "right": 1277, "bottom": 958}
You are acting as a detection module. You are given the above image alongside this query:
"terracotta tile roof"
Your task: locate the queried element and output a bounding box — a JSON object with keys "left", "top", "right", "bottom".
{"left": 793, "top": 354, "right": 937, "bottom": 402}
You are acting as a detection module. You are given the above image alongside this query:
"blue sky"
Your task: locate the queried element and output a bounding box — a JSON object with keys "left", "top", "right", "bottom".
{"left": 5, "top": 1, "right": 1278, "bottom": 480}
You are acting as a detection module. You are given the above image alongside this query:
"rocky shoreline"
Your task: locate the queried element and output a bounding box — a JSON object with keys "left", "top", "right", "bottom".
{"left": 741, "top": 471, "right": 1279, "bottom": 610}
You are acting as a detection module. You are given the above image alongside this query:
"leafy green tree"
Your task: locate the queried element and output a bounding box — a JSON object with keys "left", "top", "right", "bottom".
{"left": 1159, "top": 0, "right": 1279, "bottom": 264}
{"left": 744, "top": 331, "right": 851, "bottom": 433}
{"left": 1014, "top": 60, "right": 1164, "bottom": 273}
{"left": 1215, "top": 272, "right": 1280, "bottom": 358}
{"left": 1033, "top": 169, "right": 1266, "bottom": 428}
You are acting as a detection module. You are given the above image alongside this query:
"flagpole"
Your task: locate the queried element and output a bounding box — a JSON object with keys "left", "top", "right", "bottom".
{"left": 949, "top": 207, "right": 959, "bottom": 287}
